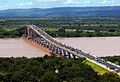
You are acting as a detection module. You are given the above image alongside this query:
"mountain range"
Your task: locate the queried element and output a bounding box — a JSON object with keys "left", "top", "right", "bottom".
{"left": 0, "top": 6, "right": 120, "bottom": 18}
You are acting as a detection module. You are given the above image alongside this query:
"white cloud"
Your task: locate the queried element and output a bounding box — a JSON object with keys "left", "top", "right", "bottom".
{"left": 102, "top": 0, "right": 107, "bottom": 4}
{"left": 0, "top": 4, "right": 8, "bottom": 10}
{"left": 101, "top": 0, "right": 117, "bottom": 4}
{"left": 35, "top": 0, "right": 64, "bottom": 8}
{"left": 64, "top": 0, "right": 79, "bottom": 4}
{"left": 84, "top": 1, "right": 91, "bottom": 4}
{"left": 0, "top": 0, "right": 120, "bottom": 10}
{"left": 19, "top": 2, "right": 33, "bottom": 7}
{"left": 64, "top": 0, "right": 92, "bottom": 5}
{"left": 37, "top": 0, "right": 58, "bottom": 3}
{"left": 101, "top": 0, "right": 120, "bottom": 6}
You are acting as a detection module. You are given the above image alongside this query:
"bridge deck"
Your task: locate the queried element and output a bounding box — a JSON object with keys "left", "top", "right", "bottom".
{"left": 27, "top": 25, "right": 120, "bottom": 75}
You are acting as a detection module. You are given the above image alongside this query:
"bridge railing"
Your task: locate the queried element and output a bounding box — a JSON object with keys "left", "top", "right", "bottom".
{"left": 32, "top": 25, "right": 78, "bottom": 52}
{"left": 29, "top": 25, "right": 120, "bottom": 74}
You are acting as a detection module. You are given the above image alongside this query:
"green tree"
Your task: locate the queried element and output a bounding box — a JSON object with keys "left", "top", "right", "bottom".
{"left": 58, "top": 28, "right": 65, "bottom": 33}
{"left": 40, "top": 71, "right": 60, "bottom": 82}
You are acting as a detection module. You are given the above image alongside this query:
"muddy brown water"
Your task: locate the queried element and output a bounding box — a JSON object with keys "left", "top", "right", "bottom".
{"left": 0, "top": 38, "right": 50, "bottom": 58}
{"left": 56, "top": 37, "right": 120, "bottom": 57}
{"left": 0, "top": 37, "right": 120, "bottom": 57}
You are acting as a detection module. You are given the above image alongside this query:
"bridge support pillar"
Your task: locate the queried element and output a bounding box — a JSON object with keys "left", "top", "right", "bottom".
{"left": 45, "top": 42, "right": 49, "bottom": 48}
{"left": 53, "top": 46, "right": 58, "bottom": 53}
{"left": 55, "top": 48, "right": 58, "bottom": 54}
{"left": 27, "top": 27, "right": 32, "bottom": 39}
{"left": 59, "top": 49, "right": 63, "bottom": 55}
{"left": 72, "top": 55, "right": 79, "bottom": 59}
{"left": 67, "top": 52, "right": 72, "bottom": 58}
{"left": 63, "top": 50, "right": 67, "bottom": 56}
{"left": 55, "top": 48, "right": 61, "bottom": 55}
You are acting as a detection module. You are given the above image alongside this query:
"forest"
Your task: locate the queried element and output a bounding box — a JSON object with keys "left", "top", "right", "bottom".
{"left": 0, "top": 56, "right": 120, "bottom": 82}
{"left": 0, "top": 18, "right": 120, "bottom": 37}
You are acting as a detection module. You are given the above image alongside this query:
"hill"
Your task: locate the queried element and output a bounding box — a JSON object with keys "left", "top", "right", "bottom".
{"left": 0, "top": 6, "right": 120, "bottom": 18}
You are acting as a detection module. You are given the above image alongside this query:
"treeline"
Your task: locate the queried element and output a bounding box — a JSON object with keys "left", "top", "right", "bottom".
{"left": 0, "top": 18, "right": 120, "bottom": 37}
{"left": 45, "top": 28, "right": 120, "bottom": 37}
{"left": 1, "top": 18, "right": 120, "bottom": 31}
{"left": 0, "top": 25, "right": 25, "bottom": 38}
{"left": 0, "top": 56, "right": 120, "bottom": 82}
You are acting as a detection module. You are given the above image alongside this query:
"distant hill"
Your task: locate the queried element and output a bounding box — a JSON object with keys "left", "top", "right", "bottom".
{"left": 0, "top": 6, "right": 120, "bottom": 18}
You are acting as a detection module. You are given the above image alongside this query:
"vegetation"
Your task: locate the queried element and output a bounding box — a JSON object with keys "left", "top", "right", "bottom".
{"left": 103, "top": 56, "right": 120, "bottom": 65}
{"left": 83, "top": 60, "right": 109, "bottom": 75}
{"left": 0, "top": 56, "right": 120, "bottom": 82}
{"left": 0, "top": 24, "right": 25, "bottom": 38}
{"left": 0, "top": 18, "right": 120, "bottom": 37}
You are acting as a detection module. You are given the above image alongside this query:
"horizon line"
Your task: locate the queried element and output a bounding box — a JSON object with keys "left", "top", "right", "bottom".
{"left": 0, "top": 5, "right": 120, "bottom": 11}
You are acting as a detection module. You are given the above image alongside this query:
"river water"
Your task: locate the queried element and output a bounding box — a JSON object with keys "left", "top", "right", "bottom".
{"left": 0, "top": 37, "right": 120, "bottom": 57}
{"left": 0, "top": 38, "right": 50, "bottom": 58}
{"left": 56, "top": 37, "right": 120, "bottom": 57}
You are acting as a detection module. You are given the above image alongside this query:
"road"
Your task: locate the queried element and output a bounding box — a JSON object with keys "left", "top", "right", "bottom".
{"left": 29, "top": 25, "right": 120, "bottom": 74}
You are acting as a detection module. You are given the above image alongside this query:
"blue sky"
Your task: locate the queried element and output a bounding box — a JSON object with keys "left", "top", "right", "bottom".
{"left": 0, "top": 0, "right": 120, "bottom": 10}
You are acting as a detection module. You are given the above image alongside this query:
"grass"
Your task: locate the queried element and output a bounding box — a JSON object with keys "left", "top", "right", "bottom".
{"left": 65, "top": 29, "right": 76, "bottom": 32}
{"left": 42, "top": 28, "right": 58, "bottom": 31}
{"left": 43, "top": 28, "right": 96, "bottom": 32}
{"left": 43, "top": 28, "right": 78, "bottom": 32}
{"left": 3, "top": 27, "right": 17, "bottom": 31}
{"left": 2, "top": 24, "right": 21, "bottom": 31}
{"left": 83, "top": 59, "right": 109, "bottom": 75}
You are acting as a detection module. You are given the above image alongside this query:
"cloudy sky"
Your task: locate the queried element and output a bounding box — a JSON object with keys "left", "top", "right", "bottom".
{"left": 0, "top": 0, "right": 120, "bottom": 10}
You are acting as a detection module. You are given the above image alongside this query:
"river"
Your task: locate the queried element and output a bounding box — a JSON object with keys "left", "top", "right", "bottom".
{"left": 0, "top": 37, "right": 120, "bottom": 57}
{"left": 0, "top": 38, "right": 50, "bottom": 58}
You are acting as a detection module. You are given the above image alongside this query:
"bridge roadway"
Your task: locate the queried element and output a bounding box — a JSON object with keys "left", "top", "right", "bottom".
{"left": 27, "top": 25, "right": 120, "bottom": 75}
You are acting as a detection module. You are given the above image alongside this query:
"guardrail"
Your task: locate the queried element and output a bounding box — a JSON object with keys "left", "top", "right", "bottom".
{"left": 27, "top": 25, "right": 120, "bottom": 75}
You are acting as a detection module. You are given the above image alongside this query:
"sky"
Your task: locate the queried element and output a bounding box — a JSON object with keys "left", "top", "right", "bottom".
{"left": 0, "top": 0, "right": 120, "bottom": 10}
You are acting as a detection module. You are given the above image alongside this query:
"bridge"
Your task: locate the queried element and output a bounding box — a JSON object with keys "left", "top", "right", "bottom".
{"left": 26, "top": 25, "right": 120, "bottom": 75}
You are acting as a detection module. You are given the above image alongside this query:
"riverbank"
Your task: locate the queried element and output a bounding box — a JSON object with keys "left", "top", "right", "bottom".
{"left": 0, "top": 26, "right": 24, "bottom": 38}
{"left": 1, "top": 28, "right": 120, "bottom": 38}
{"left": 43, "top": 28, "right": 120, "bottom": 37}
{"left": 1, "top": 17, "right": 120, "bottom": 38}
